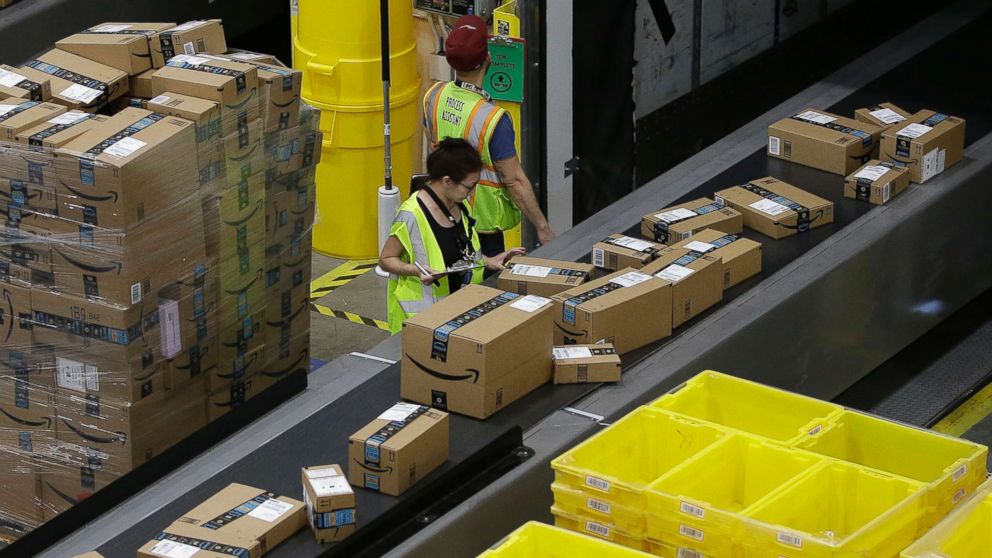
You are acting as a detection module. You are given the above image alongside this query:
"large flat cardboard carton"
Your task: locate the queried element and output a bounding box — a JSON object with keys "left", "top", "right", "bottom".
{"left": 854, "top": 102, "right": 912, "bottom": 130}
{"left": 552, "top": 344, "right": 621, "bottom": 385}
{"left": 591, "top": 234, "right": 664, "bottom": 271}
{"left": 150, "top": 20, "right": 228, "bottom": 68}
{"left": 880, "top": 110, "right": 965, "bottom": 183}
{"left": 0, "top": 64, "right": 51, "bottom": 101}
{"left": 641, "top": 246, "right": 724, "bottom": 328}
{"left": 55, "top": 23, "right": 176, "bottom": 75}
{"left": 640, "top": 197, "right": 743, "bottom": 244}
{"left": 144, "top": 91, "right": 223, "bottom": 153}
{"left": 151, "top": 55, "right": 259, "bottom": 137}
{"left": 844, "top": 160, "right": 911, "bottom": 205}
{"left": 714, "top": 177, "right": 834, "bottom": 239}
{"left": 302, "top": 464, "right": 356, "bottom": 543}
{"left": 0, "top": 99, "right": 67, "bottom": 141}
{"left": 54, "top": 107, "right": 198, "bottom": 230}
{"left": 138, "top": 521, "right": 261, "bottom": 558}
{"left": 19, "top": 49, "right": 129, "bottom": 112}
{"left": 767, "top": 109, "right": 884, "bottom": 175}
{"left": 497, "top": 257, "right": 594, "bottom": 298}
{"left": 348, "top": 402, "right": 449, "bottom": 496}
{"left": 669, "top": 229, "right": 762, "bottom": 290}
{"left": 400, "top": 285, "right": 554, "bottom": 419}
{"left": 551, "top": 269, "right": 672, "bottom": 354}
{"left": 174, "top": 483, "right": 305, "bottom": 554}
{"left": 15, "top": 111, "right": 110, "bottom": 149}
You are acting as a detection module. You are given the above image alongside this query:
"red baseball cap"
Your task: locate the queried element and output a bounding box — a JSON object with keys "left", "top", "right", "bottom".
{"left": 445, "top": 15, "right": 488, "bottom": 72}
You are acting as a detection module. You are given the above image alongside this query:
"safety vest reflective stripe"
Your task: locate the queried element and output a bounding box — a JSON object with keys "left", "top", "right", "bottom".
{"left": 424, "top": 81, "right": 446, "bottom": 146}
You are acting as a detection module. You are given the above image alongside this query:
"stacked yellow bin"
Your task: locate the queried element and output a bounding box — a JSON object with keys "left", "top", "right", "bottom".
{"left": 902, "top": 478, "right": 992, "bottom": 557}
{"left": 550, "top": 370, "right": 988, "bottom": 558}
{"left": 478, "top": 521, "right": 654, "bottom": 557}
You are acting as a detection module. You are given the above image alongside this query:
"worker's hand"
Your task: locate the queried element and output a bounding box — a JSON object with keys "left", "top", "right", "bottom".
{"left": 485, "top": 247, "right": 526, "bottom": 271}
{"left": 418, "top": 265, "right": 438, "bottom": 285}
{"left": 537, "top": 225, "right": 557, "bottom": 246}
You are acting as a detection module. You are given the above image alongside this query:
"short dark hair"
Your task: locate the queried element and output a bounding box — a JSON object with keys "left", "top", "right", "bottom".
{"left": 426, "top": 138, "right": 483, "bottom": 183}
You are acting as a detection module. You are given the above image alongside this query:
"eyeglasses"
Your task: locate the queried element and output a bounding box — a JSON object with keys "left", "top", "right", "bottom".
{"left": 454, "top": 179, "right": 477, "bottom": 192}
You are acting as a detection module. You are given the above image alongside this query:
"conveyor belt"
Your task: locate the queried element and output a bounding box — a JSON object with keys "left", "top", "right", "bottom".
{"left": 29, "top": 3, "right": 992, "bottom": 557}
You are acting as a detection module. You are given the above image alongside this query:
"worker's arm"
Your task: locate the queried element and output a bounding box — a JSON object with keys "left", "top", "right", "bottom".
{"left": 379, "top": 235, "right": 435, "bottom": 285}
{"left": 494, "top": 155, "right": 556, "bottom": 245}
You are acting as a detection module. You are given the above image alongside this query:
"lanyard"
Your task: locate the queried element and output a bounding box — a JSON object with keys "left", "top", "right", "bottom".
{"left": 454, "top": 79, "right": 491, "bottom": 102}
{"left": 422, "top": 187, "right": 476, "bottom": 260}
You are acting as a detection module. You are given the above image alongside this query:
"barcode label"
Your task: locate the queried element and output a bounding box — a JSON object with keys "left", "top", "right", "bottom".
{"left": 679, "top": 524, "right": 704, "bottom": 542}
{"left": 585, "top": 520, "right": 611, "bottom": 539}
{"left": 808, "top": 424, "right": 822, "bottom": 436}
{"left": 953, "top": 464, "right": 968, "bottom": 482}
{"left": 680, "top": 501, "right": 705, "bottom": 519}
{"left": 183, "top": 41, "right": 196, "bottom": 55}
{"left": 677, "top": 548, "right": 703, "bottom": 558}
{"left": 882, "top": 183, "right": 891, "bottom": 203}
{"left": 714, "top": 195, "right": 725, "bottom": 207}
{"left": 953, "top": 487, "right": 967, "bottom": 504}
{"left": 592, "top": 247, "right": 605, "bottom": 268}
{"left": 587, "top": 497, "right": 611, "bottom": 515}
{"left": 585, "top": 475, "right": 610, "bottom": 493}
{"left": 131, "top": 282, "right": 142, "bottom": 304}
{"left": 768, "top": 135, "right": 781, "bottom": 156}
{"left": 777, "top": 531, "right": 803, "bottom": 548}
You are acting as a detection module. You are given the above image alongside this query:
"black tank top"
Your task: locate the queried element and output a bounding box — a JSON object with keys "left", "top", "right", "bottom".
{"left": 417, "top": 197, "right": 467, "bottom": 293}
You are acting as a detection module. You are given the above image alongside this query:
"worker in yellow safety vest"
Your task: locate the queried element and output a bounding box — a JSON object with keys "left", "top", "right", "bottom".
{"left": 423, "top": 14, "right": 556, "bottom": 264}
{"left": 379, "top": 138, "right": 526, "bottom": 333}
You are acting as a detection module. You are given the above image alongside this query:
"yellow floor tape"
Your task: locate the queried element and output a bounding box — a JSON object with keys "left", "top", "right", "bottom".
{"left": 309, "top": 259, "right": 379, "bottom": 301}
{"left": 310, "top": 302, "right": 390, "bottom": 332}
{"left": 932, "top": 381, "right": 992, "bottom": 437}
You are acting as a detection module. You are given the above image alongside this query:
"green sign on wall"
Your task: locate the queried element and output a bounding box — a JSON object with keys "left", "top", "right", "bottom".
{"left": 484, "top": 36, "right": 525, "bottom": 103}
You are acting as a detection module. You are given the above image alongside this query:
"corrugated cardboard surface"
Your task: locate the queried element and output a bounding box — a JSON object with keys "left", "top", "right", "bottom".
{"left": 302, "top": 464, "right": 355, "bottom": 543}
{"left": 855, "top": 102, "right": 912, "bottom": 131}
{"left": 714, "top": 177, "right": 834, "bottom": 239}
{"left": 15, "top": 112, "right": 110, "bottom": 149}
{"left": 149, "top": 20, "right": 227, "bottom": 69}
{"left": 552, "top": 344, "right": 621, "bottom": 384}
{"left": 348, "top": 406, "right": 449, "bottom": 496}
{"left": 0, "top": 64, "right": 52, "bottom": 101}
{"left": 844, "top": 160, "right": 910, "bottom": 205}
{"left": 591, "top": 233, "right": 664, "bottom": 271}
{"left": 641, "top": 246, "right": 724, "bottom": 328}
{"left": 19, "top": 49, "right": 129, "bottom": 112}
{"left": 0, "top": 100, "right": 66, "bottom": 141}
{"left": 880, "top": 110, "right": 965, "bottom": 183}
{"left": 55, "top": 23, "right": 175, "bottom": 76}
{"left": 137, "top": 521, "right": 261, "bottom": 558}
{"left": 552, "top": 268, "right": 673, "bottom": 354}
{"left": 497, "top": 256, "right": 594, "bottom": 298}
{"left": 767, "top": 109, "right": 884, "bottom": 175}
{"left": 640, "top": 197, "right": 743, "bottom": 244}
{"left": 669, "top": 228, "right": 762, "bottom": 290}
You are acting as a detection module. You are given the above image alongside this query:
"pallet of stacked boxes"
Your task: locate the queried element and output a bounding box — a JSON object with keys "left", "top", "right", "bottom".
{"left": 0, "top": 20, "right": 318, "bottom": 540}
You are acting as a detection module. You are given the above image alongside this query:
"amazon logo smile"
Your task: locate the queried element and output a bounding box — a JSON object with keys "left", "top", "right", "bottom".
{"left": 352, "top": 459, "right": 393, "bottom": 475}
{"left": 261, "top": 348, "right": 309, "bottom": 378}
{"left": 225, "top": 89, "right": 257, "bottom": 111}
{"left": 271, "top": 96, "right": 299, "bottom": 109}
{"left": 265, "top": 299, "right": 307, "bottom": 328}
{"left": 222, "top": 199, "right": 263, "bottom": 227}
{"left": 555, "top": 322, "right": 587, "bottom": 338}
{"left": 45, "top": 481, "right": 80, "bottom": 505}
{"left": 60, "top": 417, "right": 127, "bottom": 445}
{"left": 59, "top": 180, "right": 119, "bottom": 203}
{"left": 224, "top": 269, "right": 262, "bottom": 296}
{"left": 2, "top": 289, "right": 12, "bottom": 344}
{"left": 0, "top": 405, "right": 52, "bottom": 429}
{"left": 53, "top": 247, "right": 123, "bottom": 274}
{"left": 227, "top": 140, "right": 259, "bottom": 162}
{"left": 405, "top": 354, "right": 479, "bottom": 384}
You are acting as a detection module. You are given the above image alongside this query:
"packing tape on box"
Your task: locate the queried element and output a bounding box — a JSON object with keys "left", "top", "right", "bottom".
{"left": 314, "top": 507, "right": 355, "bottom": 529}
{"left": 651, "top": 203, "right": 722, "bottom": 244}
{"left": 166, "top": 56, "right": 248, "bottom": 98}
{"left": 790, "top": 111, "right": 873, "bottom": 147}
{"left": 23, "top": 60, "right": 113, "bottom": 107}
{"left": 363, "top": 404, "right": 429, "bottom": 466}
{"left": 27, "top": 113, "right": 99, "bottom": 147}
{"left": 601, "top": 235, "right": 663, "bottom": 256}
{"left": 740, "top": 182, "right": 818, "bottom": 233}
{"left": 561, "top": 283, "right": 625, "bottom": 327}
{"left": 150, "top": 531, "right": 252, "bottom": 557}
{"left": 0, "top": 102, "right": 43, "bottom": 125}
{"left": 504, "top": 262, "right": 589, "bottom": 280}
{"left": 430, "top": 292, "right": 519, "bottom": 363}
{"left": 0, "top": 69, "right": 45, "bottom": 101}
{"left": 201, "top": 490, "right": 292, "bottom": 529}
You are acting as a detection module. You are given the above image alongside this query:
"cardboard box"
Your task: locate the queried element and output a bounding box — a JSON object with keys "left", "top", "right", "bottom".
{"left": 257, "top": 333, "right": 309, "bottom": 386}
{"left": 855, "top": 102, "right": 912, "bottom": 130}
{"left": 130, "top": 68, "right": 156, "bottom": 98}
{"left": 217, "top": 264, "right": 267, "bottom": 336}
{"left": 163, "top": 336, "right": 217, "bottom": 391}
{"left": 640, "top": 246, "right": 724, "bottom": 328}
{"left": 640, "top": 198, "right": 744, "bottom": 244}
{"left": 497, "top": 257, "right": 594, "bottom": 298}
{"left": 150, "top": 20, "right": 228, "bottom": 69}
{"left": 264, "top": 281, "right": 308, "bottom": 346}
{"left": 144, "top": 91, "right": 223, "bottom": 150}
{"left": 767, "top": 109, "right": 884, "bottom": 175}
{"left": 1, "top": 228, "right": 54, "bottom": 274}
{"left": 151, "top": 55, "right": 259, "bottom": 137}
{"left": 71, "top": 553, "right": 106, "bottom": 558}
{"left": 552, "top": 344, "right": 621, "bottom": 385}
{"left": 2, "top": 176, "right": 59, "bottom": 221}
{"left": 0, "top": 64, "right": 51, "bottom": 101}
{"left": 138, "top": 521, "right": 261, "bottom": 558}
{"left": 668, "top": 228, "right": 762, "bottom": 290}
{"left": 225, "top": 49, "right": 283, "bottom": 66}
{"left": 15, "top": 111, "right": 110, "bottom": 149}
{"left": 348, "top": 402, "right": 449, "bottom": 495}
{"left": 55, "top": 107, "right": 199, "bottom": 230}
{"left": 220, "top": 118, "right": 266, "bottom": 180}
{"left": 0, "top": 258, "right": 33, "bottom": 287}
{"left": 551, "top": 268, "right": 672, "bottom": 354}
{"left": 1, "top": 280, "right": 33, "bottom": 349}
{"left": 205, "top": 374, "right": 264, "bottom": 421}
{"left": 880, "top": 110, "right": 966, "bottom": 184}
{"left": 264, "top": 126, "right": 318, "bottom": 176}
{"left": 0, "top": 465, "right": 42, "bottom": 538}
{"left": 56, "top": 23, "right": 176, "bottom": 75}
{"left": 265, "top": 189, "right": 316, "bottom": 252}
{"left": 844, "top": 160, "right": 911, "bottom": 205}
{"left": 0, "top": 99, "right": 67, "bottom": 141}
{"left": 591, "top": 234, "right": 664, "bottom": 271}
{"left": 38, "top": 464, "right": 118, "bottom": 520}
{"left": 19, "top": 49, "right": 129, "bottom": 112}
{"left": 714, "top": 177, "right": 834, "bottom": 239}
{"left": 206, "top": 54, "right": 302, "bottom": 133}
{"left": 400, "top": 285, "right": 554, "bottom": 419}
{"left": 302, "top": 464, "right": 356, "bottom": 543}
{"left": 173, "top": 482, "right": 305, "bottom": 554}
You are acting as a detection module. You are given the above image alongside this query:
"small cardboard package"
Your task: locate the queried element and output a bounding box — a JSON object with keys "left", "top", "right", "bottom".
{"left": 641, "top": 245, "right": 724, "bottom": 328}
{"left": 497, "top": 256, "right": 594, "bottom": 297}
{"left": 150, "top": 20, "right": 228, "bottom": 68}
{"left": 302, "top": 464, "right": 356, "bottom": 543}
{"left": 55, "top": 23, "right": 176, "bottom": 75}
{"left": 551, "top": 268, "right": 672, "bottom": 354}
{"left": 591, "top": 234, "right": 664, "bottom": 271}
{"left": 138, "top": 521, "right": 261, "bottom": 558}
{"left": 640, "top": 197, "right": 743, "bottom": 244}
{"left": 844, "top": 160, "right": 910, "bottom": 205}
{"left": 151, "top": 55, "right": 259, "bottom": 137}
{"left": 879, "top": 110, "right": 965, "bottom": 183}
{"left": 18, "top": 49, "right": 129, "bottom": 112}
{"left": 348, "top": 402, "right": 449, "bottom": 496}
{"left": 400, "top": 285, "right": 554, "bottom": 418}
{"left": 668, "top": 229, "right": 762, "bottom": 290}
{"left": 767, "top": 109, "right": 884, "bottom": 175}
{"left": 714, "top": 177, "right": 834, "bottom": 239}
{"left": 0, "top": 64, "right": 51, "bottom": 101}
{"left": 15, "top": 111, "right": 110, "bottom": 149}
{"left": 552, "top": 344, "right": 621, "bottom": 385}
{"left": 854, "top": 102, "right": 912, "bottom": 130}
{"left": 0, "top": 99, "right": 67, "bottom": 141}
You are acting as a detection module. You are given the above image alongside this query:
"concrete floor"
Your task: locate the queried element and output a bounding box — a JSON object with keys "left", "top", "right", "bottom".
{"left": 308, "top": 251, "right": 391, "bottom": 364}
